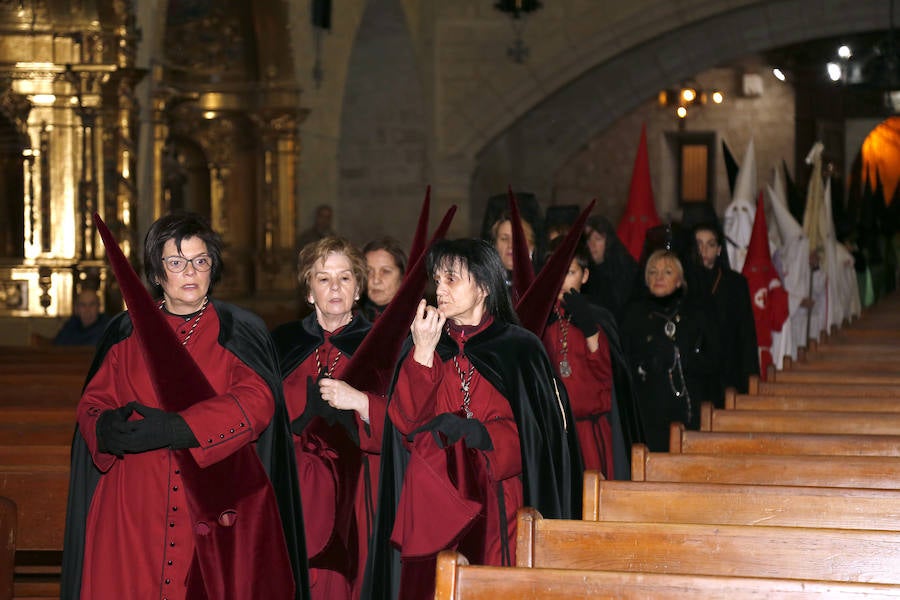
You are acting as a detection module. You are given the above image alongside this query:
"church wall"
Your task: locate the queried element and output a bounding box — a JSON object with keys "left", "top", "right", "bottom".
{"left": 552, "top": 64, "right": 796, "bottom": 225}
{"left": 337, "top": 0, "right": 429, "bottom": 249}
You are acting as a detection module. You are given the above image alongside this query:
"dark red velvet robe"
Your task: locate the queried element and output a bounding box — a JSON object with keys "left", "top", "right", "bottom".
{"left": 278, "top": 320, "right": 385, "bottom": 600}
{"left": 542, "top": 316, "right": 614, "bottom": 477}
{"left": 75, "top": 306, "right": 277, "bottom": 600}
{"left": 387, "top": 319, "right": 523, "bottom": 599}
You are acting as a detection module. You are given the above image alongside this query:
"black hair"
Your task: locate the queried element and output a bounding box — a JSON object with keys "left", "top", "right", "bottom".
{"left": 426, "top": 238, "right": 519, "bottom": 325}
{"left": 544, "top": 235, "right": 591, "bottom": 270}
{"left": 143, "top": 212, "right": 223, "bottom": 296}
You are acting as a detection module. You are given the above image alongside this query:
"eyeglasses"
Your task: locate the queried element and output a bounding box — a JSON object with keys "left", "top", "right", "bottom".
{"left": 162, "top": 254, "right": 213, "bottom": 273}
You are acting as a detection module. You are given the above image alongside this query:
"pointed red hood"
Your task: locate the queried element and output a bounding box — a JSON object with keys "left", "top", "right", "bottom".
{"left": 617, "top": 124, "right": 661, "bottom": 260}
{"left": 508, "top": 186, "right": 536, "bottom": 302}
{"left": 741, "top": 192, "right": 790, "bottom": 379}
{"left": 516, "top": 199, "right": 596, "bottom": 337}
{"left": 407, "top": 185, "right": 431, "bottom": 267}
{"left": 342, "top": 205, "right": 457, "bottom": 396}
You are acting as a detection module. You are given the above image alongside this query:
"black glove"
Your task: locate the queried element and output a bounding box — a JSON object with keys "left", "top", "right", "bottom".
{"left": 562, "top": 290, "right": 598, "bottom": 337}
{"left": 291, "top": 376, "right": 360, "bottom": 443}
{"left": 411, "top": 412, "right": 493, "bottom": 451}
{"left": 114, "top": 402, "right": 198, "bottom": 453}
{"left": 96, "top": 404, "right": 135, "bottom": 457}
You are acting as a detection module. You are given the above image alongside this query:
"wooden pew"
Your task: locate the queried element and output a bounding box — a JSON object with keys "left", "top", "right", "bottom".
{"left": 768, "top": 369, "right": 900, "bottom": 386}
{"left": 724, "top": 389, "right": 900, "bottom": 412}
{"left": 670, "top": 423, "right": 900, "bottom": 457}
{"left": 747, "top": 376, "right": 900, "bottom": 398}
{"left": 0, "top": 497, "right": 14, "bottom": 600}
{"left": 0, "top": 447, "right": 70, "bottom": 600}
{"left": 784, "top": 356, "right": 900, "bottom": 374}
{"left": 631, "top": 443, "right": 900, "bottom": 489}
{"left": 516, "top": 507, "right": 900, "bottom": 584}
{"left": 582, "top": 471, "right": 900, "bottom": 530}
{"left": 434, "top": 550, "right": 900, "bottom": 599}
{"left": 699, "top": 402, "right": 900, "bottom": 435}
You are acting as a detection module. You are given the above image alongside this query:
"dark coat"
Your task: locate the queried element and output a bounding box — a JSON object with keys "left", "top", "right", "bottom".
{"left": 621, "top": 290, "right": 721, "bottom": 452}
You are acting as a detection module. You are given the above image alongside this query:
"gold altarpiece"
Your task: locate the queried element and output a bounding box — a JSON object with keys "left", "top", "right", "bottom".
{"left": 0, "top": 0, "right": 304, "bottom": 336}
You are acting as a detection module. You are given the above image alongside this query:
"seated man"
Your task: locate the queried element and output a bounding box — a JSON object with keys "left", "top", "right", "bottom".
{"left": 54, "top": 289, "right": 110, "bottom": 346}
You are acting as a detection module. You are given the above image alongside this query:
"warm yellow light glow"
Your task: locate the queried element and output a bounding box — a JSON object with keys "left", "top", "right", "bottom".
{"left": 712, "top": 91, "right": 724, "bottom": 104}
{"left": 773, "top": 68, "right": 786, "bottom": 82}
{"left": 203, "top": 111, "right": 216, "bottom": 120}
{"left": 122, "top": 151, "right": 130, "bottom": 179}
{"left": 681, "top": 88, "right": 696, "bottom": 103}
{"left": 657, "top": 90, "right": 668, "bottom": 106}
{"left": 31, "top": 94, "right": 56, "bottom": 106}
{"left": 676, "top": 106, "right": 688, "bottom": 119}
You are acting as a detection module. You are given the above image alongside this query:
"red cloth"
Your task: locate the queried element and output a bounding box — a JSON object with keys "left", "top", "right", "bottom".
{"left": 76, "top": 307, "right": 277, "bottom": 600}
{"left": 742, "top": 192, "right": 790, "bottom": 379}
{"left": 282, "top": 330, "right": 384, "bottom": 600}
{"left": 387, "top": 322, "right": 523, "bottom": 591}
{"left": 617, "top": 124, "right": 661, "bottom": 260}
{"left": 542, "top": 317, "right": 614, "bottom": 477}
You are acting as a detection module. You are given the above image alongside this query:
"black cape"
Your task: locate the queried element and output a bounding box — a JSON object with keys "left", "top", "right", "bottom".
{"left": 362, "top": 319, "right": 582, "bottom": 600}
{"left": 549, "top": 300, "right": 645, "bottom": 479}
{"left": 61, "top": 299, "right": 309, "bottom": 600}
{"left": 686, "top": 253, "right": 759, "bottom": 397}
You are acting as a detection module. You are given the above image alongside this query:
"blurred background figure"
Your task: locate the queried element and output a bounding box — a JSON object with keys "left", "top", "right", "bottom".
{"left": 297, "top": 204, "right": 335, "bottom": 249}
{"left": 53, "top": 289, "right": 110, "bottom": 347}
{"left": 580, "top": 215, "right": 639, "bottom": 323}
{"left": 360, "top": 237, "right": 407, "bottom": 321}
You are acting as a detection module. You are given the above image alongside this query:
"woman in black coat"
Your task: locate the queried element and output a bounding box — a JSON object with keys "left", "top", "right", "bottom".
{"left": 621, "top": 250, "right": 721, "bottom": 452}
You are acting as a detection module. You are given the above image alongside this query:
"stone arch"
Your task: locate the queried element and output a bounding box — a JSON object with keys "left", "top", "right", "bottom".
{"left": 467, "top": 0, "right": 892, "bottom": 231}
{"left": 337, "top": 0, "right": 429, "bottom": 247}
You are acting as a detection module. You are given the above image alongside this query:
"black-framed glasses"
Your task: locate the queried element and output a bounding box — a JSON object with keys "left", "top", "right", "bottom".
{"left": 162, "top": 254, "right": 213, "bottom": 273}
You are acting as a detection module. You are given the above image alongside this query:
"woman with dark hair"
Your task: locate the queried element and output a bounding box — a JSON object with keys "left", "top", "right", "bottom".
{"left": 360, "top": 236, "right": 407, "bottom": 321}
{"left": 64, "top": 212, "right": 305, "bottom": 599}
{"left": 271, "top": 236, "right": 385, "bottom": 600}
{"left": 581, "top": 215, "right": 639, "bottom": 322}
{"left": 691, "top": 222, "right": 759, "bottom": 396}
{"left": 365, "top": 238, "right": 579, "bottom": 600}
{"left": 620, "top": 250, "right": 721, "bottom": 452}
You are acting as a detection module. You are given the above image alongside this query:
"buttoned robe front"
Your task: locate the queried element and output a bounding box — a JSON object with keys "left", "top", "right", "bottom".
{"left": 75, "top": 305, "right": 276, "bottom": 600}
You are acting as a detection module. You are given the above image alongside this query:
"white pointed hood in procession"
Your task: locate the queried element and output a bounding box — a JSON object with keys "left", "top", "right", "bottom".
{"left": 823, "top": 178, "right": 862, "bottom": 326}
{"left": 724, "top": 138, "right": 757, "bottom": 272}
{"left": 767, "top": 174, "right": 809, "bottom": 362}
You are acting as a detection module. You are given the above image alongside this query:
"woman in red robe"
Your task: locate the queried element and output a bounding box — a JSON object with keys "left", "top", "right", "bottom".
{"left": 272, "top": 236, "right": 385, "bottom": 600}
{"left": 542, "top": 241, "right": 618, "bottom": 477}
{"left": 67, "top": 213, "right": 301, "bottom": 599}
{"left": 369, "top": 238, "right": 579, "bottom": 600}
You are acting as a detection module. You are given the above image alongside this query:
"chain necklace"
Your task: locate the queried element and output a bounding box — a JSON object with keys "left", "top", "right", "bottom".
{"left": 556, "top": 308, "right": 572, "bottom": 378}
{"left": 160, "top": 296, "right": 209, "bottom": 346}
{"left": 315, "top": 346, "right": 342, "bottom": 378}
{"left": 667, "top": 346, "right": 692, "bottom": 423}
{"left": 650, "top": 310, "right": 679, "bottom": 340}
{"left": 451, "top": 355, "right": 476, "bottom": 418}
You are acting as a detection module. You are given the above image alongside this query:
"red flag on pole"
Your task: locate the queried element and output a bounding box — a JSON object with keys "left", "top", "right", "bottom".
{"left": 617, "top": 123, "right": 661, "bottom": 260}
{"left": 742, "top": 192, "right": 790, "bottom": 378}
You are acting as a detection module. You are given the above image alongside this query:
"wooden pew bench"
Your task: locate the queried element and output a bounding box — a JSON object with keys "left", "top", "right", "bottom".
{"left": 434, "top": 550, "right": 900, "bottom": 600}
{"left": 0, "top": 446, "right": 70, "bottom": 600}
{"left": 0, "top": 378, "right": 83, "bottom": 410}
{"left": 700, "top": 402, "right": 900, "bottom": 435}
{"left": 0, "top": 409, "right": 77, "bottom": 446}
{"left": 631, "top": 443, "right": 900, "bottom": 489}
{"left": 515, "top": 507, "right": 900, "bottom": 584}
{"left": 724, "top": 389, "right": 900, "bottom": 413}
{"left": 582, "top": 471, "right": 900, "bottom": 530}
{"left": 784, "top": 356, "right": 900, "bottom": 374}
{"left": 747, "top": 377, "right": 900, "bottom": 398}
{"left": 670, "top": 423, "right": 900, "bottom": 457}
{"left": 769, "top": 369, "right": 900, "bottom": 386}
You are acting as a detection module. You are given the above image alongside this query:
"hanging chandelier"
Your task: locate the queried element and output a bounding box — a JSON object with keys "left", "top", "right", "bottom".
{"left": 494, "top": 0, "right": 542, "bottom": 63}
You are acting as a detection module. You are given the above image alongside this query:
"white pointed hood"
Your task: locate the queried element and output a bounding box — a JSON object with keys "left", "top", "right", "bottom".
{"left": 723, "top": 138, "right": 757, "bottom": 272}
